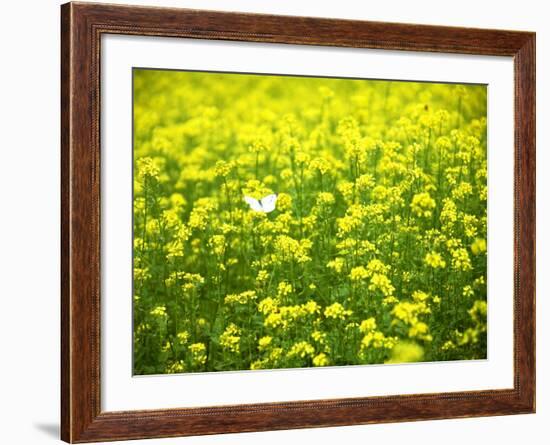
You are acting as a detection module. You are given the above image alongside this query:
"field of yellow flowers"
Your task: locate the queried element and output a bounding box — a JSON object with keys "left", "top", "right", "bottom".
{"left": 133, "top": 69, "right": 487, "bottom": 375}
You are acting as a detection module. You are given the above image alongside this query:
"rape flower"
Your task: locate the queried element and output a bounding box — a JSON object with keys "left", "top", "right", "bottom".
{"left": 136, "top": 157, "right": 160, "bottom": 181}
{"left": 208, "top": 234, "right": 226, "bottom": 256}
{"left": 361, "top": 331, "right": 396, "bottom": 349}
{"left": 386, "top": 342, "right": 424, "bottom": 363}
{"left": 424, "top": 252, "right": 446, "bottom": 269}
{"left": 411, "top": 192, "right": 436, "bottom": 218}
{"left": 316, "top": 191, "right": 335, "bottom": 206}
{"left": 276, "top": 193, "right": 293, "bottom": 212}
{"left": 324, "top": 303, "right": 353, "bottom": 320}
{"left": 287, "top": 341, "right": 315, "bottom": 359}
{"left": 441, "top": 340, "right": 455, "bottom": 351}
{"left": 368, "top": 273, "right": 395, "bottom": 297}
{"left": 311, "top": 330, "right": 327, "bottom": 345}
{"left": 313, "top": 353, "right": 330, "bottom": 367}
{"left": 150, "top": 306, "right": 167, "bottom": 317}
{"left": 451, "top": 248, "right": 473, "bottom": 271}
{"left": 219, "top": 324, "right": 241, "bottom": 353}
{"left": 277, "top": 281, "right": 293, "bottom": 298}
{"left": 359, "top": 317, "right": 377, "bottom": 333}
{"left": 462, "top": 214, "right": 478, "bottom": 238}
{"left": 350, "top": 266, "right": 369, "bottom": 282}
{"left": 225, "top": 290, "right": 257, "bottom": 305}
{"left": 302, "top": 300, "right": 321, "bottom": 315}
{"left": 440, "top": 198, "right": 458, "bottom": 227}
{"left": 250, "top": 359, "right": 268, "bottom": 370}
{"left": 310, "top": 157, "right": 332, "bottom": 176}
{"left": 452, "top": 182, "right": 473, "bottom": 200}
{"left": 258, "top": 297, "right": 279, "bottom": 315}
{"left": 273, "top": 235, "right": 313, "bottom": 264}
{"left": 412, "top": 291, "right": 429, "bottom": 302}
{"left": 327, "top": 257, "right": 345, "bottom": 274}
{"left": 471, "top": 238, "right": 487, "bottom": 255}
{"left": 189, "top": 343, "right": 207, "bottom": 365}
{"left": 214, "top": 160, "right": 236, "bottom": 178}
{"left": 469, "top": 300, "right": 487, "bottom": 324}
{"left": 167, "top": 360, "right": 186, "bottom": 373}
{"left": 176, "top": 331, "right": 190, "bottom": 345}
{"left": 256, "top": 270, "right": 269, "bottom": 285}
{"left": 258, "top": 336, "right": 273, "bottom": 350}
{"left": 356, "top": 174, "right": 375, "bottom": 191}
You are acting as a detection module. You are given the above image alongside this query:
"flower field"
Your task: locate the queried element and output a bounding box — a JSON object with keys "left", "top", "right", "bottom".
{"left": 133, "top": 69, "right": 487, "bottom": 375}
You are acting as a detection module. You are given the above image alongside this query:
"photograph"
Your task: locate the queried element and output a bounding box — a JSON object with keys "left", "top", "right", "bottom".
{"left": 132, "top": 69, "right": 488, "bottom": 375}
{"left": 0, "top": 0, "right": 543, "bottom": 442}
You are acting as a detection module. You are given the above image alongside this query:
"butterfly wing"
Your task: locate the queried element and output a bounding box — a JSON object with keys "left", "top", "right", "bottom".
{"left": 260, "top": 194, "right": 278, "bottom": 213}
{"left": 244, "top": 196, "right": 264, "bottom": 212}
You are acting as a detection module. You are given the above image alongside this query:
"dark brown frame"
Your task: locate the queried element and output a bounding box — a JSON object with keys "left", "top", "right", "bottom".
{"left": 61, "top": 1, "right": 536, "bottom": 442}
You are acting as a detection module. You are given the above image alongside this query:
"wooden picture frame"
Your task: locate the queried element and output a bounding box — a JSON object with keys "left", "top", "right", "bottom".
{"left": 61, "top": 1, "right": 535, "bottom": 442}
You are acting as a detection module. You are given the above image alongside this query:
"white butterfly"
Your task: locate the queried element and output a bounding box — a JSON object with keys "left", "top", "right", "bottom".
{"left": 243, "top": 194, "right": 278, "bottom": 213}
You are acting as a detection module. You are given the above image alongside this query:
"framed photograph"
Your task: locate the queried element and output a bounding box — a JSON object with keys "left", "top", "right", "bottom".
{"left": 61, "top": 2, "right": 535, "bottom": 442}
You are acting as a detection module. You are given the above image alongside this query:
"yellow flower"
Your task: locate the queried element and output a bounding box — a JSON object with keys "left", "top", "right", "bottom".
{"left": 471, "top": 238, "right": 487, "bottom": 255}
{"left": 189, "top": 343, "right": 207, "bottom": 365}
{"left": 327, "top": 257, "right": 345, "bottom": 274}
{"left": 359, "top": 317, "right": 377, "bottom": 333}
{"left": 408, "top": 322, "right": 431, "bottom": 340}
{"left": 366, "top": 259, "right": 390, "bottom": 275}
{"left": 225, "top": 290, "right": 257, "bottom": 305}
{"left": 392, "top": 300, "right": 431, "bottom": 326}
{"left": 313, "top": 353, "right": 330, "bottom": 367}
{"left": 356, "top": 174, "right": 375, "bottom": 191}
{"left": 250, "top": 360, "right": 267, "bottom": 370}
{"left": 136, "top": 157, "right": 160, "bottom": 181}
{"left": 452, "top": 182, "right": 473, "bottom": 200}
{"left": 310, "top": 157, "right": 332, "bottom": 175}
{"left": 469, "top": 300, "right": 487, "bottom": 324}
{"left": 424, "top": 252, "right": 446, "bottom": 269}
{"left": 166, "top": 360, "right": 186, "bottom": 373}
{"left": 208, "top": 234, "right": 226, "bottom": 256}
{"left": 311, "top": 330, "right": 327, "bottom": 345}
{"left": 214, "top": 160, "right": 236, "bottom": 178}
{"left": 273, "top": 235, "right": 313, "bottom": 264}
{"left": 256, "top": 270, "right": 269, "bottom": 284}
{"left": 276, "top": 193, "right": 293, "bottom": 212}
{"left": 258, "top": 297, "right": 279, "bottom": 315}
{"left": 412, "top": 291, "right": 429, "bottom": 302}
{"left": 264, "top": 312, "right": 284, "bottom": 329}
{"left": 287, "top": 341, "right": 315, "bottom": 359}
{"left": 150, "top": 306, "right": 167, "bottom": 317}
{"left": 386, "top": 342, "right": 424, "bottom": 363}
{"left": 258, "top": 336, "right": 273, "bottom": 350}
{"left": 302, "top": 300, "right": 321, "bottom": 315}
{"left": 451, "top": 247, "right": 473, "bottom": 271}
{"left": 440, "top": 198, "right": 458, "bottom": 227}
{"left": 324, "top": 302, "right": 353, "bottom": 320}
{"left": 219, "top": 324, "right": 241, "bottom": 353}
{"left": 176, "top": 331, "right": 190, "bottom": 344}
{"left": 350, "top": 266, "right": 369, "bottom": 282}
{"left": 411, "top": 192, "right": 436, "bottom": 218}
{"left": 368, "top": 273, "right": 395, "bottom": 297}
{"left": 316, "top": 191, "right": 335, "bottom": 206}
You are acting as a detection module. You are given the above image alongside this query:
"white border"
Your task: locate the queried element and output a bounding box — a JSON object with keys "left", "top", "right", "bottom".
{"left": 101, "top": 34, "right": 514, "bottom": 411}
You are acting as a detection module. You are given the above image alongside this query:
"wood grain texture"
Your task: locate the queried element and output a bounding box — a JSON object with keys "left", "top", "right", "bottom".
{"left": 60, "top": 2, "right": 536, "bottom": 442}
